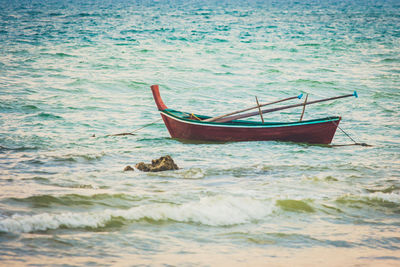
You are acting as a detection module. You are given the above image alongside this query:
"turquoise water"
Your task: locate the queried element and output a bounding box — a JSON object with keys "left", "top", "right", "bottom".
{"left": 1, "top": 0, "right": 399, "bottom": 265}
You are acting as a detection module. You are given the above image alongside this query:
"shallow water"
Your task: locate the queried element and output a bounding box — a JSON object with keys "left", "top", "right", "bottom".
{"left": 1, "top": 0, "right": 400, "bottom": 266}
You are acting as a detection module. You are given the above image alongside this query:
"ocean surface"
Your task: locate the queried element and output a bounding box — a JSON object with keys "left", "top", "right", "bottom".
{"left": 1, "top": 0, "right": 399, "bottom": 266}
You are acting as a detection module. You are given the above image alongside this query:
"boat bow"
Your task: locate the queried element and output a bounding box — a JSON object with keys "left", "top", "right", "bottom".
{"left": 151, "top": 85, "right": 168, "bottom": 111}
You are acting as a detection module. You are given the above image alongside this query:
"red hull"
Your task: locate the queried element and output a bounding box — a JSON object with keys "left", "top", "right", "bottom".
{"left": 151, "top": 85, "right": 340, "bottom": 144}
{"left": 160, "top": 112, "right": 339, "bottom": 144}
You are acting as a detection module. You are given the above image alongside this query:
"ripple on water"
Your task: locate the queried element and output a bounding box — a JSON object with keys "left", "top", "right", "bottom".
{"left": 276, "top": 199, "right": 315, "bottom": 213}
{"left": 335, "top": 192, "right": 400, "bottom": 215}
{"left": 4, "top": 193, "right": 146, "bottom": 210}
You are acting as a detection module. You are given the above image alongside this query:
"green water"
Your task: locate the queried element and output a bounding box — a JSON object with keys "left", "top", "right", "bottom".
{"left": 1, "top": 0, "right": 399, "bottom": 266}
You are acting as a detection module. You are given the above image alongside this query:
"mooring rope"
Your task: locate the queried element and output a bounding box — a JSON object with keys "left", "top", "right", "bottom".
{"left": 93, "top": 118, "right": 163, "bottom": 137}
{"left": 331, "top": 121, "right": 371, "bottom": 147}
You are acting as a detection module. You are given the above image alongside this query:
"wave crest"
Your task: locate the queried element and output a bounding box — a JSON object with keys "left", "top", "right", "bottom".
{"left": 0, "top": 196, "right": 275, "bottom": 233}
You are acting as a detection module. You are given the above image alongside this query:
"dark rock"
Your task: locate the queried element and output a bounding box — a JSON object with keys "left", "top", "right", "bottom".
{"left": 135, "top": 162, "right": 150, "bottom": 172}
{"left": 123, "top": 165, "right": 134, "bottom": 171}
{"left": 135, "top": 155, "right": 179, "bottom": 172}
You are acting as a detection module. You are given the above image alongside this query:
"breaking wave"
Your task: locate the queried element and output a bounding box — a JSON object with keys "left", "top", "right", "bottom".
{"left": 0, "top": 195, "right": 276, "bottom": 233}
{"left": 364, "top": 192, "right": 400, "bottom": 204}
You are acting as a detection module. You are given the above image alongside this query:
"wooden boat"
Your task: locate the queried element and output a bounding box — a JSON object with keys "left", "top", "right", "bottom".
{"left": 150, "top": 85, "right": 343, "bottom": 144}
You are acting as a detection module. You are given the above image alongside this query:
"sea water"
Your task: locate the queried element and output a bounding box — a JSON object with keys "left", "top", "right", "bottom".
{"left": 0, "top": 0, "right": 399, "bottom": 266}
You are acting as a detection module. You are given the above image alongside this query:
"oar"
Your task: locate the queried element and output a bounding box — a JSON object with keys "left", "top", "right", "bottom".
{"left": 299, "top": 93, "right": 308, "bottom": 121}
{"left": 255, "top": 96, "right": 264, "bottom": 123}
{"left": 216, "top": 91, "right": 358, "bottom": 123}
{"left": 203, "top": 93, "right": 303, "bottom": 122}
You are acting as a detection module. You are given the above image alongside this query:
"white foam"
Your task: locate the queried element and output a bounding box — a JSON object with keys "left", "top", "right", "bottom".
{"left": 364, "top": 192, "right": 400, "bottom": 203}
{"left": 0, "top": 195, "right": 275, "bottom": 233}
{"left": 0, "top": 211, "right": 113, "bottom": 233}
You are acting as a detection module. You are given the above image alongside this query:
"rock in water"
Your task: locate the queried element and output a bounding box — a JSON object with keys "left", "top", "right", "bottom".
{"left": 123, "top": 165, "right": 134, "bottom": 171}
{"left": 136, "top": 155, "right": 179, "bottom": 172}
{"left": 135, "top": 162, "right": 150, "bottom": 172}
{"left": 150, "top": 155, "right": 179, "bottom": 171}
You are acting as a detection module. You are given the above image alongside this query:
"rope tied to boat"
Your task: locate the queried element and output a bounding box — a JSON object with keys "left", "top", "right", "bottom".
{"left": 331, "top": 121, "right": 371, "bottom": 147}
{"left": 189, "top": 113, "right": 202, "bottom": 121}
{"left": 94, "top": 118, "right": 163, "bottom": 137}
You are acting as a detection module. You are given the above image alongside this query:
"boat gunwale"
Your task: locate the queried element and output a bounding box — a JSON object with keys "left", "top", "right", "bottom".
{"left": 161, "top": 109, "right": 341, "bottom": 128}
